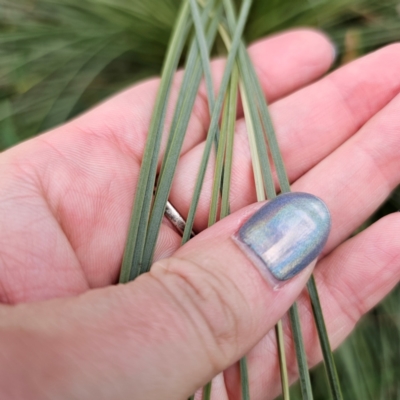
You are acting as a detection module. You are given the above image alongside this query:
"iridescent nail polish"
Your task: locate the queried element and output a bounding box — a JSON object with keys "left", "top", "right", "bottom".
{"left": 235, "top": 192, "right": 331, "bottom": 282}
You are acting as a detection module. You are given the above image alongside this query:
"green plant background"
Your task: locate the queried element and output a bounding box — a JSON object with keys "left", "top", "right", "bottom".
{"left": 0, "top": 0, "right": 399, "bottom": 398}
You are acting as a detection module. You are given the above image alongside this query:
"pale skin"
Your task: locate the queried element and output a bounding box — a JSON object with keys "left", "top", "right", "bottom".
{"left": 0, "top": 29, "right": 399, "bottom": 399}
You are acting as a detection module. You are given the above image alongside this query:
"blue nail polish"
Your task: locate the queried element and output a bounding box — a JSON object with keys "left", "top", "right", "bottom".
{"left": 235, "top": 193, "right": 331, "bottom": 282}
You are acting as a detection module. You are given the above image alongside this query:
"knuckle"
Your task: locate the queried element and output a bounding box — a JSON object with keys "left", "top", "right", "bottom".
{"left": 323, "top": 277, "right": 361, "bottom": 329}
{"left": 151, "top": 257, "right": 244, "bottom": 369}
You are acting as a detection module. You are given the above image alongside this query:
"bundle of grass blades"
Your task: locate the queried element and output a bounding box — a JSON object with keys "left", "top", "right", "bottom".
{"left": 119, "top": 1, "right": 342, "bottom": 399}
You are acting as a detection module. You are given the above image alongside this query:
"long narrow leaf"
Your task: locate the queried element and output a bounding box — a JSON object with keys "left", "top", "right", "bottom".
{"left": 119, "top": 0, "right": 191, "bottom": 282}
{"left": 224, "top": 2, "right": 343, "bottom": 399}
{"left": 220, "top": 70, "right": 236, "bottom": 218}
{"left": 181, "top": 0, "right": 253, "bottom": 243}
{"left": 240, "top": 356, "right": 251, "bottom": 400}
{"left": 139, "top": 0, "right": 222, "bottom": 273}
{"left": 203, "top": 382, "right": 212, "bottom": 400}
{"left": 208, "top": 78, "right": 230, "bottom": 226}
{"left": 243, "top": 28, "right": 343, "bottom": 400}
{"left": 203, "top": 65, "right": 239, "bottom": 400}
{"left": 189, "top": 0, "right": 215, "bottom": 112}
{"left": 160, "top": 0, "right": 219, "bottom": 172}
{"left": 238, "top": 37, "right": 313, "bottom": 400}
{"left": 220, "top": 4, "right": 291, "bottom": 398}
{"left": 218, "top": 7, "right": 287, "bottom": 398}
{"left": 289, "top": 304, "right": 314, "bottom": 399}
{"left": 307, "top": 275, "right": 343, "bottom": 399}
{"left": 219, "top": 57, "right": 237, "bottom": 221}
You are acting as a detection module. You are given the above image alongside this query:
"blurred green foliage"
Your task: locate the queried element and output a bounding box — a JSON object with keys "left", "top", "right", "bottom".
{"left": 0, "top": 0, "right": 399, "bottom": 398}
{"left": 2, "top": 0, "right": 400, "bottom": 146}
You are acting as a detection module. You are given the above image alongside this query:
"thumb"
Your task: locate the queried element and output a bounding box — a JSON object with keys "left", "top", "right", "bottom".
{"left": 0, "top": 193, "right": 330, "bottom": 400}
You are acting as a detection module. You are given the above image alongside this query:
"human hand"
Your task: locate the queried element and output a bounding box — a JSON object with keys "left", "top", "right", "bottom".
{"left": 0, "top": 29, "right": 399, "bottom": 399}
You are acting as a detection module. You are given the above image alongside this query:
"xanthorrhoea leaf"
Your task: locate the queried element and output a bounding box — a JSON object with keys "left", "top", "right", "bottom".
{"left": 307, "top": 275, "right": 343, "bottom": 399}
{"left": 186, "top": 3, "right": 241, "bottom": 397}
{"left": 244, "top": 30, "right": 314, "bottom": 400}
{"left": 220, "top": 70, "right": 236, "bottom": 218}
{"left": 208, "top": 64, "right": 238, "bottom": 224}
{"left": 208, "top": 69, "right": 233, "bottom": 226}
{"left": 244, "top": 29, "right": 344, "bottom": 400}
{"left": 203, "top": 65, "right": 240, "bottom": 400}
{"left": 223, "top": 2, "right": 342, "bottom": 399}
{"left": 220, "top": 2, "right": 291, "bottom": 398}
{"left": 189, "top": 0, "right": 216, "bottom": 113}
{"left": 240, "top": 356, "right": 251, "bottom": 400}
{"left": 208, "top": 85, "right": 230, "bottom": 226}
{"left": 181, "top": 0, "right": 253, "bottom": 244}
{"left": 289, "top": 304, "right": 314, "bottom": 400}
{"left": 139, "top": 0, "right": 222, "bottom": 273}
{"left": 190, "top": 0, "right": 224, "bottom": 154}
{"left": 117, "top": 0, "right": 345, "bottom": 396}
{"left": 119, "top": 0, "right": 192, "bottom": 283}
{"left": 157, "top": 0, "right": 220, "bottom": 183}
{"left": 202, "top": 381, "right": 212, "bottom": 400}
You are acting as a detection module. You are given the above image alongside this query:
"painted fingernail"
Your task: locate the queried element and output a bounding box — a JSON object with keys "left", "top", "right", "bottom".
{"left": 235, "top": 192, "right": 331, "bottom": 282}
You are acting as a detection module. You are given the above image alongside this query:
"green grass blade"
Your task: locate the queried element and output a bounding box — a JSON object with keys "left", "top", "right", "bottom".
{"left": 191, "top": 0, "right": 223, "bottom": 152}
{"left": 160, "top": 0, "right": 220, "bottom": 169}
{"left": 203, "top": 381, "right": 212, "bottom": 400}
{"left": 139, "top": 0, "right": 221, "bottom": 273}
{"left": 237, "top": 52, "right": 275, "bottom": 199}
{"left": 307, "top": 275, "right": 343, "bottom": 400}
{"left": 242, "top": 48, "right": 290, "bottom": 193}
{"left": 119, "top": 0, "right": 191, "bottom": 283}
{"left": 242, "top": 36, "right": 311, "bottom": 400}
{"left": 240, "top": 38, "right": 315, "bottom": 400}
{"left": 289, "top": 303, "right": 314, "bottom": 400}
{"left": 240, "top": 356, "right": 251, "bottom": 400}
{"left": 208, "top": 76, "right": 230, "bottom": 226}
{"left": 220, "top": 72, "right": 236, "bottom": 218}
{"left": 181, "top": 0, "right": 253, "bottom": 244}
{"left": 224, "top": 4, "right": 342, "bottom": 399}
{"left": 244, "top": 30, "right": 343, "bottom": 400}
{"left": 239, "top": 78, "right": 265, "bottom": 199}
{"left": 220, "top": 5, "right": 290, "bottom": 399}
{"left": 203, "top": 63, "right": 239, "bottom": 400}
{"left": 189, "top": 0, "right": 215, "bottom": 112}
{"left": 217, "top": 64, "right": 238, "bottom": 221}
{"left": 218, "top": 8, "right": 280, "bottom": 399}
{"left": 222, "top": 0, "right": 275, "bottom": 200}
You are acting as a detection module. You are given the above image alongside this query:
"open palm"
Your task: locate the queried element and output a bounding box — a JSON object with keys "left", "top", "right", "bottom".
{"left": 1, "top": 30, "right": 400, "bottom": 399}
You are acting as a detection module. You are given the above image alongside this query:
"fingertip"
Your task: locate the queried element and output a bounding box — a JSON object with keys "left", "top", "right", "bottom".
{"left": 271, "top": 28, "right": 336, "bottom": 65}
{"left": 287, "top": 28, "right": 337, "bottom": 63}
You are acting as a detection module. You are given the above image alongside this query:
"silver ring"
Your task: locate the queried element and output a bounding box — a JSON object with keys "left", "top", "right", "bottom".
{"left": 165, "top": 201, "right": 195, "bottom": 238}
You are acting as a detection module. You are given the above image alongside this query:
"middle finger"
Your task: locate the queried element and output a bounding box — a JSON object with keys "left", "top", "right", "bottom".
{"left": 169, "top": 44, "right": 400, "bottom": 232}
